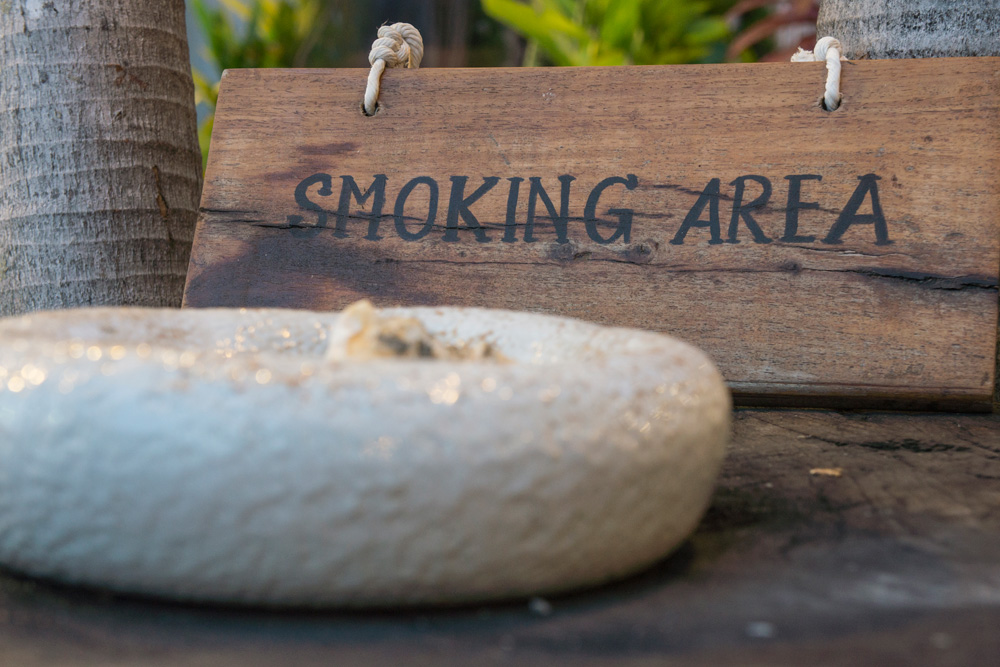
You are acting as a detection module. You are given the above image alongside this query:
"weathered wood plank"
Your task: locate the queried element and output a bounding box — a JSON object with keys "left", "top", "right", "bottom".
{"left": 2, "top": 410, "right": 998, "bottom": 665}
{"left": 183, "top": 60, "right": 1000, "bottom": 410}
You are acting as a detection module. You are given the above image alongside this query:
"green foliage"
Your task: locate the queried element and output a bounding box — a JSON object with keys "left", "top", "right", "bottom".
{"left": 191, "top": 0, "right": 327, "bottom": 169}
{"left": 482, "top": 0, "right": 732, "bottom": 66}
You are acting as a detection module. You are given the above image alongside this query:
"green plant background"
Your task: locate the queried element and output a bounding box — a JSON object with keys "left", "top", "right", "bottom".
{"left": 482, "top": 0, "right": 733, "bottom": 66}
{"left": 189, "top": 0, "right": 332, "bottom": 169}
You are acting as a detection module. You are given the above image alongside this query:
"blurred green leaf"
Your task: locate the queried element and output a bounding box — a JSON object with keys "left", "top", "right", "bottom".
{"left": 191, "top": 69, "right": 218, "bottom": 108}
{"left": 191, "top": 0, "right": 327, "bottom": 169}
{"left": 483, "top": 0, "right": 735, "bottom": 67}
{"left": 483, "top": 0, "right": 592, "bottom": 66}
{"left": 198, "top": 113, "right": 215, "bottom": 173}
{"left": 218, "top": 0, "right": 251, "bottom": 21}
{"left": 599, "top": 0, "right": 641, "bottom": 50}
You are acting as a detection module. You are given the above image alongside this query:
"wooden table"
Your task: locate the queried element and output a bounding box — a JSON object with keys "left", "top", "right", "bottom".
{"left": 2, "top": 409, "right": 998, "bottom": 666}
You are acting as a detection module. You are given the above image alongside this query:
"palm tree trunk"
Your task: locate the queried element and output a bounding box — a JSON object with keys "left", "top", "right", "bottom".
{"left": 817, "top": 0, "right": 1000, "bottom": 59}
{"left": 0, "top": 0, "right": 201, "bottom": 315}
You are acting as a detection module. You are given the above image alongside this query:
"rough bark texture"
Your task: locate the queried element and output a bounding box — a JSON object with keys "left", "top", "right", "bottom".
{"left": 817, "top": 0, "right": 1000, "bottom": 59}
{"left": 0, "top": 0, "right": 201, "bottom": 314}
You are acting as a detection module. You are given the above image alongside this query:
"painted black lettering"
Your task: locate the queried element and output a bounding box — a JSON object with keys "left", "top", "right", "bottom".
{"left": 781, "top": 174, "right": 821, "bottom": 242}
{"left": 502, "top": 177, "right": 523, "bottom": 243}
{"left": 288, "top": 173, "right": 333, "bottom": 239}
{"left": 393, "top": 176, "right": 438, "bottom": 241}
{"left": 524, "top": 175, "right": 576, "bottom": 244}
{"left": 727, "top": 175, "right": 772, "bottom": 244}
{"left": 670, "top": 178, "right": 722, "bottom": 245}
{"left": 443, "top": 176, "right": 500, "bottom": 243}
{"left": 822, "top": 174, "right": 891, "bottom": 245}
{"left": 584, "top": 174, "right": 638, "bottom": 244}
{"left": 336, "top": 174, "right": 387, "bottom": 240}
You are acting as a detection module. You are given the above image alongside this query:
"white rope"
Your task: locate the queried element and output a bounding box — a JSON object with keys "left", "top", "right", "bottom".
{"left": 363, "top": 22, "right": 424, "bottom": 116}
{"left": 791, "top": 36, "right": 847, "bottom": 111}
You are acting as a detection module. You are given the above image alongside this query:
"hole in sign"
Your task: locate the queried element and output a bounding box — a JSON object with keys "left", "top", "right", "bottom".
{"left": 819, "top": 94, "right": 842, "bottom": 112}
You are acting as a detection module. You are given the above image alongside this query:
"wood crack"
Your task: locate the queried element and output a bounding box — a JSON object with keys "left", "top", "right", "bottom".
{"left": 817, "top": 266, "right": 999, "bottom": 291}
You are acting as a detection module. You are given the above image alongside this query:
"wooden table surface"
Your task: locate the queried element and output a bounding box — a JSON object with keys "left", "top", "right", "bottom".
{"left": 2, "top": 409, "right": 998, "bottom": 666}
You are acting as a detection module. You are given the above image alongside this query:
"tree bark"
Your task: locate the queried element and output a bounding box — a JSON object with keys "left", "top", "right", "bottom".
{"left": 817, "top": 0, "right": 1000, "bottom": 60}
{"left": 0, "top": 0, "right": 201, "bottom": 314}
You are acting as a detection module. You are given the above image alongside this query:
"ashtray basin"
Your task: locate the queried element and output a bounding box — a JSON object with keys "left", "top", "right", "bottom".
{"left": 0, "top": 306, "right": 730, "bottom": 606}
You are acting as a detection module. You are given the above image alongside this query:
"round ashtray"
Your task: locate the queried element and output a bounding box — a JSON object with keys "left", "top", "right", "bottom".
{"left": 0, "top": 306, "right": 729, "bottom": 606}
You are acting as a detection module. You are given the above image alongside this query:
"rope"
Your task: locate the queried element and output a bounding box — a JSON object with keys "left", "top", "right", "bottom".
{"left": 791, "top": 36, "right": 846, "bottom": 111}
{"left": 363, "top": 22, "right": 424, "bottom": 116}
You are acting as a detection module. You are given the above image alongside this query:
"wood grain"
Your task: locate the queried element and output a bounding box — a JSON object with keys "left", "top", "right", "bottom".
{"left": 183, "top": 59, "right": 1000, "bottom": 410}
{"left": 3, "top": 409, "right": 999, "bottom": 666}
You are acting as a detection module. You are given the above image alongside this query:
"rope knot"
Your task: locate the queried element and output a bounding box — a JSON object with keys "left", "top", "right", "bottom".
{"left": 810, "top": 36, "right": 843, "bottom": 63}
{"left": 369, "top": 23, "right": 424, "bottom": 69}
{"left": 791, "top": 36, "right": 847, "bottom": 111}
{"left": 363, "top": 22, "right": 424, "bottom": 115}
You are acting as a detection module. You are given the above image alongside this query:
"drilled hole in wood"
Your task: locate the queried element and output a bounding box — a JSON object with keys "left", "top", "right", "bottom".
{"left": 361, "top": 101, "right": 379, "bottom": 117}
{"left": 820, "top": 95, "right": 842, "bottom": 112}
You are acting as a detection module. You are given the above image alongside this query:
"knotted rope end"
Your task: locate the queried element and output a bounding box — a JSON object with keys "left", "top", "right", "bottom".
{"left": 364, "top": 22, "right": 424, "bottom": 116}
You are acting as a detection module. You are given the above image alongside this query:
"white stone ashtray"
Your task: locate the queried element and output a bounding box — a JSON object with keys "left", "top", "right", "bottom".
{"left": 0, "top": 304, "right": 730, "bottom": 607}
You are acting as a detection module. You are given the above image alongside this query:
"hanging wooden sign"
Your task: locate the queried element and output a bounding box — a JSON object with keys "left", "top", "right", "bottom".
{"left": 183, "top": 59, "right": 1000, "bottom": 411}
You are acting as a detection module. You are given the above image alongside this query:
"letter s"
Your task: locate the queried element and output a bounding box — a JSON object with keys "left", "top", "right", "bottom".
{"left": 288, "top": 173, "right": 334, "bottom": 239}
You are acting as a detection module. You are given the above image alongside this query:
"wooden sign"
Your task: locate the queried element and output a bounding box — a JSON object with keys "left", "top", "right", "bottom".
{"left": 183, "top": 59, "right": 1000, "bottom": 411}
